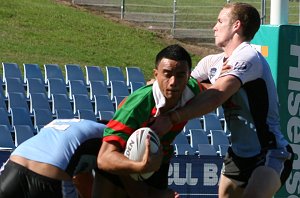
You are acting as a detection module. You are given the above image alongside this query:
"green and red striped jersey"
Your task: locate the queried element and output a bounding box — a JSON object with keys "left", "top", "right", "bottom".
{"left": 103, "top": 77, "right": 204, "bottom": 162}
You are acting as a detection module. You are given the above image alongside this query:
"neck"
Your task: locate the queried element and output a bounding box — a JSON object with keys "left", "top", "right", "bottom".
{"left": 223, "top": 35, "right": 245, "bottom": 57}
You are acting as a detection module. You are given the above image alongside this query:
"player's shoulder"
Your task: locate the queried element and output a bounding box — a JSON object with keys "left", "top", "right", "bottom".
{"left": 198, "top": 52, "right": 224, "bottom": 66}
{"left": 120, "top": 84, "right": 155, "bottom": 109}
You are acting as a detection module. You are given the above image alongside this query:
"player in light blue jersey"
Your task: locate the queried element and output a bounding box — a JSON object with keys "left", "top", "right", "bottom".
{"left": 0, "top": 119, "right": 106, "bottom": 198}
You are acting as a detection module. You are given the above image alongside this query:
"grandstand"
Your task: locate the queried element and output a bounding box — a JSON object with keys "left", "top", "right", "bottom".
{"left": 0, "top": 62, "right": 230, "bottom": 197}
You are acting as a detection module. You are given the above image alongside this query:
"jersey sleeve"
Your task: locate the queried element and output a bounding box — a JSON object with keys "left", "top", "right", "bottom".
{"left": 191, "top": 56, "right": 211, "bottom": 81}
{"left": 103, "top": 86, "right": 155, "bottom": 149}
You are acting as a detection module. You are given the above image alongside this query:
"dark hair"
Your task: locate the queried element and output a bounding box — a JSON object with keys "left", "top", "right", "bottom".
{"left": 155, "top": 44, "right": 192, "bottom": 71}
{"left": 224, "top": 3, "right": 260, "bottom": 40}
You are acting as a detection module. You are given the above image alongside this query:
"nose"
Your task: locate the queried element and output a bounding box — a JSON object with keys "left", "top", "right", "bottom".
{"left": 213, "top": 23, "right": 217, "bottom": 31}
{"left": 169, "top": 76, "right": 176, "bottom": 87}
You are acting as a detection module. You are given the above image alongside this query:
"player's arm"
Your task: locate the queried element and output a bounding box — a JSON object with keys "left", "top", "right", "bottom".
{"left": 97, "top": 139, "right": 162, "bottom": 175}
{"left": 151, "top": 75, "right": 241, "bottom": 136}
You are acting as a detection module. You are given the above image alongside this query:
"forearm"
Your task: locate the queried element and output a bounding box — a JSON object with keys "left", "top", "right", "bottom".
{"left": 170, "top": 88, "right": 221, "bottom": 124}
{"left": 97, "top": 142, "right": 143, "bottom": 175}
{"left": 170, "top": 76, "right": 240, "bottom": 124}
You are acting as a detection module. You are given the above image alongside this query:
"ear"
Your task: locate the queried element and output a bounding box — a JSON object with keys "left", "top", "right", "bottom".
{"left": 153, "top": 68, "right": 158, "bottom": 79}
{"left": 232, "top": 20, "right": 241, "bottom": 31}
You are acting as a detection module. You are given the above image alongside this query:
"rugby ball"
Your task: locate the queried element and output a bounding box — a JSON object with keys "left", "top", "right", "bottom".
{"left": 124, "top": 127, "right": 160, "bottom": 181}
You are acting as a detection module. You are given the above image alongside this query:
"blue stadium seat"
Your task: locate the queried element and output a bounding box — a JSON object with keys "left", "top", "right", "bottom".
{"left": 89, "top": 80, "right": 110, "bottom": 100}
{"left": 51, "top": 94, "right": 73, "bottom": 114}
{"left": 183, "top": 118, "right": 203, "bottom": 134}
{"left": 197, "top": 144, "right": 217, "bottom": 157}
{"left": 94, "top": 95, "right": 115, "bottom": 114}
{"left": 29, "top": 93, "right": 51, "bottom": 114}
{"left": 110, "top": 81, "right": 129, "bottom": 101}
{"left": 7, "top": 92, "right": 30, "bottom": 113}
{"left": 47, "top": 78, "right": 68, "bottom": 98}
{"left": 5, "top": 77, "right": 26, "bottom": 98}
{"left": 173, "top": 131, "right": 189, "bottom": 145}
{"left": 2, "top": 62, "right": 23, "bottom": 83}
{"left": 0, "top": 81, "right": 6, "bottom": 99}
{"left": 10, "top": 107, "right": 35, "bottom": 131}
{"left": 33, "top": 108, "right": 53, "bottom": 132}
{"left": 125, "top": 66, "right": 146, "bottom": 86}
{"left": 77, "top": 109, "right": 97, "bottom": 122}
{"left": 188, "top": 129, "right": 210, "bottom": 149}
{"left": 0, "top": 108, "right": 12, "bottom": 131}
{"left": 203, "top": 113, "right": 223, "bottom": 132}
{"left": 85, "top": 65, "right": 106, "bottom": 85}
{"left": 0, "top": 89, "right": 7, "bottom": 109}
{"left": 72, "top": 94, "right": 94, "bottom": 115}
{"left": 129, "top": 81, "right": 145, "bottom": 94}
{"left": 98, "top": 110, "right": 114, "bottom": 121}
{"left": 55, "top": 109, "right": 74, "bottom": 119}
{"left": 106, "top": 66, "right": 126, "bottom": 86}
{"left": 44, "top": 64, "right": 65, "bottom": 84}
{"left": 0, "top": 125, "right": 15, "bottom": 149}
{"left": 68, "top": 80, "right": 89, "bottom": 99}
{"left": 65, "top": 64, "right": 86, "bottom": 85}
{"left": 174, "top": 143, "right": 195, "bottom": 155}
{"left": 13, "top": 125, "right": 35, "bottom": 147}
{"left": 23, "top": 63, "right": 44, "bottom": 84}
{"left": 209, "top": 129, "right": 230, "bottom": 151}
{"left": 26, "top": 78, "right": 48, "bottom": 98}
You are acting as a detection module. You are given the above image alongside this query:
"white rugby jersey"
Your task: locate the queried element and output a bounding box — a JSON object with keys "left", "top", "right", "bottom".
{"left": 192, "top": 42, "right": 288, "bottom": 157}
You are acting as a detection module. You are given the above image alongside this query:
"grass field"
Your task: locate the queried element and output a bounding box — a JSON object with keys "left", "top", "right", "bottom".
{"left": 0, "top": 0, "right": 202, "bottom": 79}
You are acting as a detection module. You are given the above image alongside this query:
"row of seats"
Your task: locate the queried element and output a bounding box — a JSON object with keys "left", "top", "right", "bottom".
{"left": 0, "top": 62, "right": 146, "bottom": 149}
{"left": 0, "top": 62, "right": 230, "bottom": 157}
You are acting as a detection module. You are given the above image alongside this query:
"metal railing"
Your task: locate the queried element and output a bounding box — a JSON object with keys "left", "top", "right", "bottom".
{"left": 72, "top": 0, "right": 300, "bottom": 39}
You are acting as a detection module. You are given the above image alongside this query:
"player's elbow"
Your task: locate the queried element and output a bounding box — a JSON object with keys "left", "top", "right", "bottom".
{"left": 96, "top": 152, "right": 107, "bottom": 171}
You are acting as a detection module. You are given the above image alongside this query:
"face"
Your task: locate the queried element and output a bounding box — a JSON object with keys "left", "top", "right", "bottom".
{"left": 154, "top": 58, "right": 190, "bottom": 106}
{"left": 213, "top": 7, "right": 236, "bottom": 48}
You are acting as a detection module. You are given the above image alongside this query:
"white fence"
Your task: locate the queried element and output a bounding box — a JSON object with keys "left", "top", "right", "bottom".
{"left": 72, "top": 0, "right": 300, "bottom": 40}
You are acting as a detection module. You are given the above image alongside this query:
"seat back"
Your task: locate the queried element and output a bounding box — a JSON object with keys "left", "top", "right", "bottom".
{"left": 110, "top": 81, "right": 129, "bottom": 100}
{"left": 85, "top": 65, "right": 106, "bottom": 85}
{"left": 65, "top": 64, "right": 86, "bottom": 84}
{"left": 29, "top": 93, "right": 51, "bottom": 113}
{"left": 5, "top": 77, "right": 26, "bottom": 98}
{"left": 0, "top": 125, "right": 15, "bottom": 149}
{"left": 26, "top": 78, "right": 47, "bottom": 98}
{"left": 203, "top": 113, "right": 223, "bottom": 132}
{"left": 125, "top": 66, "right": 146, "bottom": 86}
{"left": 68, "top": 80, "right": 89, "bottom": 99}
{"left": 47, "top": 78, "right": 68, "bottom": 98}
{"left": 106, "top": 66, "right": 126, "bottom": 86}
{"left": 23, "top": 63, "right": 44, "bottom": 83}
{"left": 2, "top": 62, "right": 23, "bottom": 83}
{"left": 13, "top": 125, "right": 35, "bottom": 146}
{"left": 209, "top": 129, "right": 230, "bottom": 150}
{"left": 51, "top": 94, "right": 73, "bottom": 114}
{"left": 44, "top": 64, "right": 65, "bottom": 84}
{"left": 89, "top": 80, "right": 109, "bottom": 100}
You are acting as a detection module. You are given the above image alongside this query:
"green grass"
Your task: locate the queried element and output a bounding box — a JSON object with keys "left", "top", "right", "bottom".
{"left": 0, "top": 0, "right": 201, "bottom": 80}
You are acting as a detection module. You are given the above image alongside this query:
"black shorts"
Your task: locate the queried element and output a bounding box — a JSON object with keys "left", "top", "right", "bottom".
{"left": 0, "top": 160, "right": 63, "bottom": 198}
{"left": 96, "top": 162, "right": 170, "bottom": 190}
{"left": 221, "top": 145, "right": 294, "bottom": 188}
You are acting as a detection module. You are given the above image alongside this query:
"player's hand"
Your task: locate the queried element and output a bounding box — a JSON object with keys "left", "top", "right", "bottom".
{"left": 140, "top": 136, "right": 163, "bottom": 173}
{"left": 220, "top": 60, "right": 232, "bottom": 75}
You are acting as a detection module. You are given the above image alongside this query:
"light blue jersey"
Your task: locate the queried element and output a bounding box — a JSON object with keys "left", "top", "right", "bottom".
{"left": 12, "top": 119, "right": 105, "bottom": 175}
